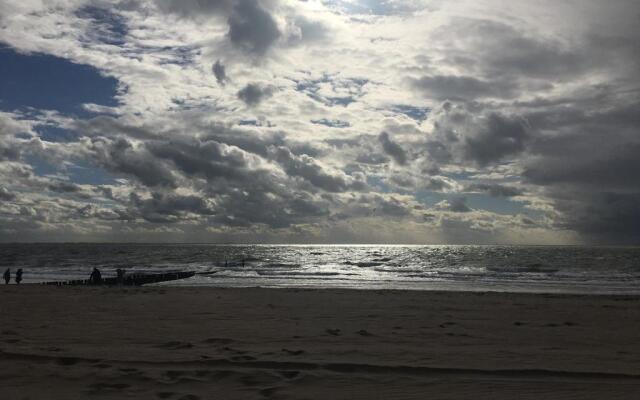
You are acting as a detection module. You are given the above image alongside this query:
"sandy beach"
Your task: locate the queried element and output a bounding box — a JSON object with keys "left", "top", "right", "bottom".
{"left": 0, "top": 286, "right": 638, "bottom": 399}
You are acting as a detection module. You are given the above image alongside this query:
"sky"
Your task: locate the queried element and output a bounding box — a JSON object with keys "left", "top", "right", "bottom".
{"left": 0, "top": 0, "right": 639, "bottom": 244}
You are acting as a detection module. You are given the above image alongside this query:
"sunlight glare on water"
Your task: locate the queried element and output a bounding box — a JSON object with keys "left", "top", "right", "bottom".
{"left": 1, "top": 244, "right": 639, "bottom": 294}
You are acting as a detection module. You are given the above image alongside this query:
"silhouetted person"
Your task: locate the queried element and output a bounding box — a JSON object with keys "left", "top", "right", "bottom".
{"left": 116, "top": 268, "right": 125, "bottom": 284}
{"left": 89, "top": 268, "right": 102, "bottom": 285}
{"left": 3, "top": 268, "right": 9, "bottom": 284}
{"left": 15, "top": 269, "right": 23, "bottom": 285}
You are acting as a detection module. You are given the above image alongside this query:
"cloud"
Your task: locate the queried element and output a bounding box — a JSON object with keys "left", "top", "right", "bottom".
{"left": 271, "top": 146, "right": 366, "bottom": 192}
{"left": 411, "top": 75, "right": 519, "bottom": 101}
{"left": 212, "top": 60, "right": 228, "bottom": 85}
{"left": 237, "top": 83, "right": 274, "bottom": 106}
{"left": 227, "top": 0, "right": 281, "bottom": 55}
{"left": 285, "top": 16, "right": 329, "bottom": 45}
{"left": 1, "top": 0, "right": 639, "bottom": 243}
{"left": 464, "top": 113, "right": 531, "bottom": 166}
{"left": 89, "top": 137, "right": 178, "bottom": 188}
{"left": 0, "top": 186, "right": 16, "bottom": 201}
{"left": 426, "top": 102, "right": 531, "bottom": 166}
{"left": 466, "top": 183, "right": 522, "bottom": 197}
{"left": 435, "top": 197, "right": 472, "bottom": 213}
{"left": 378, "top": 132, "right": 407, "bottom": 165}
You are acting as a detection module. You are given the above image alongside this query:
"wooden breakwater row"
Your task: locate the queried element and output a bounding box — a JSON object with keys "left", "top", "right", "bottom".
{"left": 40, "top": 271, "right": 196, "bottom": 286}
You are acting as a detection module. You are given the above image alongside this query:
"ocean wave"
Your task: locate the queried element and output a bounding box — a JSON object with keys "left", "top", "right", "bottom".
{"left": 255, "top": 271, "right": 346, "bottom": 277}
{"left": 487, "top": 264, "right": 559, "bottom": 274}
{"left": 344, "top": 261, "right": 383, "bottom": 268}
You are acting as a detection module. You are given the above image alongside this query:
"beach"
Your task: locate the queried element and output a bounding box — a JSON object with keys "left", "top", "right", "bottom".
{"left": 0, "top": 286, "right": 638, "bottom": 399}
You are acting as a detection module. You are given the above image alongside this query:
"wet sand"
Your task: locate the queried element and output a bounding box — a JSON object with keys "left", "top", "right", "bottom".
{"left": 0, "top": 286, "right": 639, "bottom": 399}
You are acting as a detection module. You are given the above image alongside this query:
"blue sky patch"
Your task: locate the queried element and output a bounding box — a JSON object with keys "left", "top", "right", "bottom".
{"left": 0, "top": 46, "right": 119, "bottom": 115}
{"left": 391, "top": 105, "right": 430, "bottom": 122}
{"left": 311, "top": 118, "right": 351, "bottom": 128}
{"left": 76, "top": 6, "right": 128, "bottom": 46}
{"left": 35, "top": 126, "right": 80, "bottom": 143}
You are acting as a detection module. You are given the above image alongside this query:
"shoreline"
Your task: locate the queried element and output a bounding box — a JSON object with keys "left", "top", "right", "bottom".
{"left": 1, "top": 286, "right": 639, "bottom": 398}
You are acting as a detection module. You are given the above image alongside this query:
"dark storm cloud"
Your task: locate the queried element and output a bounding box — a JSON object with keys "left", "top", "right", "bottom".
{"left": 524, "top": 143, "right": 640, "bottom": 190}
{"left": 331, "top": 193, "right": 412, "bottom": 220}
{"left": 212, "top": 60, "right": 228, "bottom": 85}
{"left": 227, "top": 0, "right": 281, "bottom": 55}
{"left": 0, "top": 186, "right": 15, "bottom": 201}
{"left": 546, "top": 191, "right": 640, "bottom": 244}
{"left": 146, "top": 138, "right": 255, "bottom": 183}
{"left": 211, "top": 189, "right": 330, "bottom": 228}
{"left": 378, "top": 132, "right": 407, "bottom": 165}
{"left": 237, "top": 83, "right": 274, "bottom": 106}
{"left": 271, "top": 146, "right": 365, "bottom": 192}
{"left": 447, "top": 19, "right": 586, "bottom": 80}
{"left": 411, "top": 75, "right": 518, "bottom": 101}
{"left": 130, "top": 191, "right": 215, "bottom": 223}
{"left": 519, "top": 83, "right": 640, "bottom": 242}
{"left": 89, "top": 137, "right": 177, "bottom": 188}
{"left": 49, "top": 116, "right": 351, "bottom": 230}
{"left": 464, "top": 114, "right": 531, "bottom": 166}
{"left": 521, "top": 116, "right": 640, "bottom": 242}
{"left": 155, "top": 0, "right": 281, "bottom": 55}
{"left": 412, "top": 18, "right": 593, "bottom": 103}
{"left": 427, "top": 103, "right": 531, "bottom": 167}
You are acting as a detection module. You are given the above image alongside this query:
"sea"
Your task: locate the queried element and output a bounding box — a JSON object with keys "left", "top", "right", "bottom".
{"left": 1, "top": 244, "right": 639, "bottom": 294}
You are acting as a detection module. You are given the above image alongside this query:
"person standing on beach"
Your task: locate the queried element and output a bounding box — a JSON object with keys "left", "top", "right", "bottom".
{"left": 15, "top": 269, "right": 23, "bottom": 284}
{"left": 116, "top": 268, "right": 125, "bottom": 284}
{"left": 89, "top": 268, "right": 102, "bottom": 285}
{"left": 3, "top": 268, "right": 9, "bottom": 284}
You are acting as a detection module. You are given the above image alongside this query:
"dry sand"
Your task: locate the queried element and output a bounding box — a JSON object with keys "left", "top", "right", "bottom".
{"left": 0, "top": 286, "right": 639, "bottom": 399}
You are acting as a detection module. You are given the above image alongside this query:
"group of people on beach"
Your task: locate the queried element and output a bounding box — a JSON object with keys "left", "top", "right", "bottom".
{"left": 4, "top": 267, "right": 126, "bottom": 285}
{"left": 3, "top": 268, "right": 23, "bottom": 284}
{"left": 88, "top": 267, "right": 126, "bottom": 285}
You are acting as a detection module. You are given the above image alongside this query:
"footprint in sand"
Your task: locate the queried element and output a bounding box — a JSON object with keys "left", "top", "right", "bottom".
{"left": 202, "top": 338, "right": 233, "bottom": 345}
{"left": 56, "top": 357, "right": 80, "bottom": 366}
{"left": 231, "top": 355, "right": 257, "bottom": 361}
{"left": 157, "top": 341, "right": 194, "bottom": 350}
{"left": 278, "top": 370, "right": 300, "bottom": 379}
{"left": 87, "top": 382, "right": 131, "bottom": 394}
{"left": 326, "top": 328, "right": 341, "bottom": 336}
{"left": 281, "top": 348, "right": 305, "bottom": 356}
{"left": 356, "top": 329, "right": 373, "bottom": 337}
{"left": 259, "top": 387, "right": 279, "bottom": 398}
{"left": 177, "top": 395, "right": 200, "bottom": 400}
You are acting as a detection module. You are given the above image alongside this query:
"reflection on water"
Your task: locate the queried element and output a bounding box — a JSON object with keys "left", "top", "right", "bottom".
{"left": 1, "top": 244, "right": 639, "bottom": 294}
